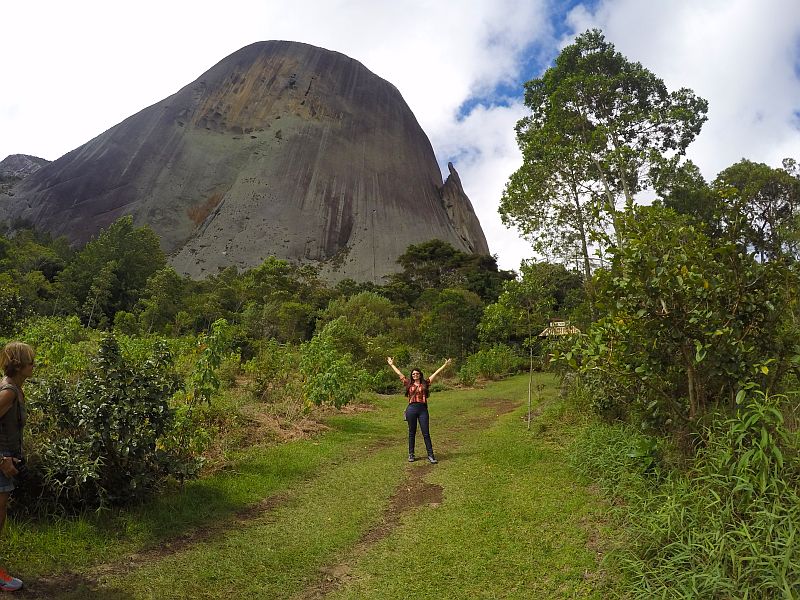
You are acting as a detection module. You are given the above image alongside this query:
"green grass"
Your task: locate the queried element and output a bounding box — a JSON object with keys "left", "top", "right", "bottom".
{"left": 329, "top": 377, "right": 613, "bottom": 600}
{"left": 7, "top": 374, "right": 619, "bottom": 599}
{"left": 572, "top": 413, "right": 800, "bottom": 600}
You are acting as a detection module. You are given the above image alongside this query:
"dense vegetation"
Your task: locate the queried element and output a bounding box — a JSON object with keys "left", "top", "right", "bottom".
{"left": 1, "top": 214, "right": 578, "bottom": 514}
{"left": 503, "top": 30, "right": 800, "bottom": 598}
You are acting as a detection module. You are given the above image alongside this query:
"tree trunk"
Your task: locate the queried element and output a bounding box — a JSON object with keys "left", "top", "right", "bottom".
{"left": 527, "top": 306, "right": 534, "bottom": 430}
{"left": 571, "top": 185, "right": 596, "bottom": 320}
{"left": 528, "top": 338, "right": 534, "bottom": 430}
{"left": 681, "top": 345, "right": 697, "bottom": 420}
{"left": 592, "top": 157, "right": 622, "bottom": 240}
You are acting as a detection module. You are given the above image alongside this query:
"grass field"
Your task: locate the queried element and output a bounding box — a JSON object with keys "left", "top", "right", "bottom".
{"left": 7, "top": 374, "right": 619, "bottom": 599}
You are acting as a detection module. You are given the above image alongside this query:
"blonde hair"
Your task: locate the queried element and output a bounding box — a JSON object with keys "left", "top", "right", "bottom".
{"left": 0, "top": 342, "right": 35, "bottom": 377}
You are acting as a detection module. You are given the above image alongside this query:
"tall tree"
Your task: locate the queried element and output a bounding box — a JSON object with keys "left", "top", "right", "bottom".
{"left": 711, "top": 159, "right": 800, "bottom": 261}
{"left": 136, "top": 267, "right": 188, "bottom": 333}
{"left": 501, "top": 29, "right": 708, "bottom": 286}
{"left": 390, "top": 239, "right": 513, "bottom": 304}
{"left": 58, "top": 216, "right": 166, "bottom": 318}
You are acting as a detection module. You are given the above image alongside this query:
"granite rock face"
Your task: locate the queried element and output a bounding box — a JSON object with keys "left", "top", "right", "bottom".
{"left": 0, "top": 154, "right": 50, "bottom": 179}
{"left": 0, "top": 41, "right": 489, "bottom": 281}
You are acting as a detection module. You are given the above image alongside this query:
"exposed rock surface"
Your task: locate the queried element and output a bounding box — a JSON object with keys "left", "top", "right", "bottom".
{"left": 0, "top": 154, "right": 50, "bottom": 179}
{"left": 0, "top": 155, "right": 50, "bottom": 195}
{"left": 0, "top": 41, "right": 489, "bottom": 281}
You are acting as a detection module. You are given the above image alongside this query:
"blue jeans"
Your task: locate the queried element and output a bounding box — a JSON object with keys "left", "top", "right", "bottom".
{"left": 405, "top": 402, "right": 433, "bottom": 456}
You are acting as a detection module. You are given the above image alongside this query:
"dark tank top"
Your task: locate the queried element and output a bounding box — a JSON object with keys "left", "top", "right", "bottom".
{"left": 0, "top": 381, "right": 25, "bottom": 455}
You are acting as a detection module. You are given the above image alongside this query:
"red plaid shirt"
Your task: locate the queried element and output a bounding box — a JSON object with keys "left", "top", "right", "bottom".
{"left": 401, "top": 376, "right": 429, "bottom": 404}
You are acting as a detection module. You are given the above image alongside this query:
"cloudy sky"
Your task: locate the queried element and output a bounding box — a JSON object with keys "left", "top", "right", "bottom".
{"left": 2, "top": 0, "right": 799, "bottom": 271}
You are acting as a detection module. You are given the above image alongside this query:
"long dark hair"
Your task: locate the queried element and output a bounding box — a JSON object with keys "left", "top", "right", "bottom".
{"left": 405, "top": 368, "right": 429, "bottom": 397}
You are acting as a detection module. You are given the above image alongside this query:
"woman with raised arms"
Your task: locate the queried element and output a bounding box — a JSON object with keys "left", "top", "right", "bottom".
{"left": 386, "top": 357, "right": 452, "bottom": 464}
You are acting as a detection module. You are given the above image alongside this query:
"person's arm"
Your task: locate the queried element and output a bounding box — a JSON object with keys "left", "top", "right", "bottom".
{"left": 0, "top": 389, "right": 18, "bottom": 477}
{"left": 428, "top": 358, "right": 453, "bottom": 383}
{"left": 386, "top": 357, "right": 405, "bottom": 380}
{"left": 0, "top": 389, "right": 15, "bottom": 420}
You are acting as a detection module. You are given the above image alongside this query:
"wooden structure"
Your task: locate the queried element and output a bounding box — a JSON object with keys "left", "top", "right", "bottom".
{"left": 538, "top": 320, "right": 581, "bottom": 337}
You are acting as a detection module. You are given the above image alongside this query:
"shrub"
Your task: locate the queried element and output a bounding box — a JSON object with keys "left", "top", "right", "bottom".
{"left": 186, "top": 319, "right": 233, "bottom": 405}
{"left": 244, "top": 340, "right": 302, "bottom": 404}
{"left": 300, "top": 317, "right": 370, "bottom": 408}
{"left": 21, "top": 334, "right": 197, "bottom": 513}
{"left": 562, "top": 205, "right": 798, "bottom": 431}
{"left": 458, "top": 344, "right": 523, "bottom": 385}
{"left": 15, "top": 315, "right": 93, "bottom": 375}
{"left": 217, "top": 351, "right": 241, "bottom": 388}
{"left": 572, "top": 390, "right": 800, "bottom": 599}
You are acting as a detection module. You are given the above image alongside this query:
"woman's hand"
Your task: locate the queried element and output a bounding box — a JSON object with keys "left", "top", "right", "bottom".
{"left": 0, "top": 457, "right": 18, "bottom": 478}
{"left": 387, "top": 357, "right": 394, "bottom": 366}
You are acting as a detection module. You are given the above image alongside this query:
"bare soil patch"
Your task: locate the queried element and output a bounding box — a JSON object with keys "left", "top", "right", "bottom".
{"left": 18, "top": 573, "right": 132, "bottom": 600}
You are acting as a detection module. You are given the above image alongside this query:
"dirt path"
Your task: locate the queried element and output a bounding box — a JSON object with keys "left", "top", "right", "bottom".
{"left": 17, "top": 397, "right": 523, "bottom": 600}
{"left": 294, "top": 398, "right": 521, "bottom": 600}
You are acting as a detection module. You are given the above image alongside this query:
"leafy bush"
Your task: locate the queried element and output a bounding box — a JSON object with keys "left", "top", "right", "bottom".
{"left": 16, "top": 315, "right": 93, "bottom": 375}
{"left": 186, "top": 319, "right": 232, "bottom": 405}
{"left": 458, "top": 344, "right": 523, "bottom": 385}
{"left": 21, "top": 334, "right": 197, "bottom": 513}
{"left": 244, "top": 340, "right": 302, "bottom": 404}
{"left": 217, "top": 351, "right": 241, "bottom": 388}
{"left": 371, "top": 368, "right": 402, "bottom": 394}
{"left": 300, "top": 317, "right": 370, "bottom": 408}
{"left": 561, "top": 205, "right": 798, "bottom": 431}
{"left": 418, "top": 288, "right": 484, "bottom": 359}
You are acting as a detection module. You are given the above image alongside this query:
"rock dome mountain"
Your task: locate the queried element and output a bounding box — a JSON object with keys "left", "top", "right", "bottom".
{"left": 0, "top": 41, "right": 489, "bottom": 281}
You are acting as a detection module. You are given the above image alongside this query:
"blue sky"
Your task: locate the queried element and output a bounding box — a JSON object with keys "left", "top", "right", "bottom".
{"left": 2, "top": 0, "right": 799, "bottom": 270}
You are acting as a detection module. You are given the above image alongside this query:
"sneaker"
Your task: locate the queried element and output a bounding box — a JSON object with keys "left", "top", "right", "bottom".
{"left": 0, "top": 568, "right": 22, "bottom": 592}
{"left": 408, "top": 453, "right": 416, "bottom": 462}
{"left": 427, "top": 455, "right": 438, "bottom": 464}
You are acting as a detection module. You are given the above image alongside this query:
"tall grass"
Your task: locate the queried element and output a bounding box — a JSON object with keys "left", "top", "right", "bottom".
{"left": 572, "top": 392, "right": 800, "bottom": 599}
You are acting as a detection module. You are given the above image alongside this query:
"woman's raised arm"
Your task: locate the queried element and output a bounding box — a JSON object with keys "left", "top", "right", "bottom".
{"left": 386, "top": 357, "right": 404, "bottom": 379}
{"left": 428, "top": 358, "right": 453, "bottom": 383}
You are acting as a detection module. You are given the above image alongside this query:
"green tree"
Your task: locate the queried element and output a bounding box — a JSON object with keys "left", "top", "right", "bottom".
{"left": 711, "top": 159, "right": 800, "bottom": 261}
{"left": 501, "top": 29, "right": 708, "bottom": 283}
{"left": 81, "top": 260, "right": 119, "bottom": 328}
{"left": 388, "top": 240, "right": 512, "bottom": 306}
{"left": 0, "top": 274, "right": 26, "bottom": 334}
{"left": 238, "top": 257, "right": 332, "bottom": 342}
{"left": 299, "top": 317, "right": 370, "bottom": 408}
{"left": 418, "top": 288, "right": 484, "bottom": 359}
{"left": 315, "top": 291, "right": 404, "bottom": 374}
{"left": 318, "top": 291, "right": 395, "bottom": 338}
{"left": 479, "top": 261, "right": 583, "bottom": 347}
{"left": 654, "top": 160, "right": 718, "bottom": 227}
{"left": 58, "top": 216, "right": 166, "bottom": 319}
{"left": 137, "top": 267, "right": 188, "bottom": 334}
{"left": 567, "top": 205, "right": 797, "bottom": 429}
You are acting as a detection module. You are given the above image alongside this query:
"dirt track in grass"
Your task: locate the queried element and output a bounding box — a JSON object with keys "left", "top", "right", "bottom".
{"left": 18, "top": 396, "right": 521, "bottom": 600}
{"left": 294, "top": 397, "right": 521, "bottom": 600}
